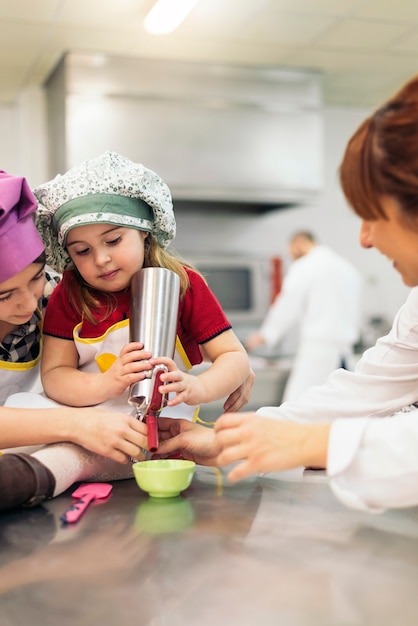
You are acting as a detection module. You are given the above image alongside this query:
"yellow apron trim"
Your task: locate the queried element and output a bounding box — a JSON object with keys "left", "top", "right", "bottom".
{"left": 0, "top": 351, "right": 41, "bottom": 371}
{"left": 0, "top": 317, "right": 43, "bottom": 371}
{"left": 74, "top": 321, "right": 190, "bottom": 367}
{"left": 175, "top": 336, "right": 192, "bottom": 370}
{"left": 73, "top": 318, "right": 129, "bottom": 344}
{"left": 74, "top": 319, "right": 194, "bottom": 383}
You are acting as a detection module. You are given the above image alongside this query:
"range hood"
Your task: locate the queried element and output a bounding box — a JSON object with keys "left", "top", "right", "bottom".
{"left": 45, "top": 53, "right": 324, "bottom": 209}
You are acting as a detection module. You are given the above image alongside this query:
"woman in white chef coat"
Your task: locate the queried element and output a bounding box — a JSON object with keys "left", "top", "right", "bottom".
{"left": 156, "top": 73, "right": 418, "bottom": 513}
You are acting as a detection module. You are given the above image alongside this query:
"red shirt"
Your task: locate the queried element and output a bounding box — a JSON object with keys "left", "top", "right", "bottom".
{"left": 43, "top": 266, "right": 232, "bottom": 366}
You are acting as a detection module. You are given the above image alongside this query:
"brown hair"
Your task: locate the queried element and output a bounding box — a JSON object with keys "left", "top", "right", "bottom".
{"left": 339, "top": 75, "right": 418, "bottom": 225}
{"left": 33, "top": 251, "right": 46, "bottom": 265}
{"left": 67, "top": 234, "right": 197, "bottom": 324}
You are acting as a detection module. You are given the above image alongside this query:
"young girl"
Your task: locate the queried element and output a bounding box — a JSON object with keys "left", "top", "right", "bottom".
{"left": 0, "top": 169, "right": 149, "bottom": 511}
{"left": 34, "top": 151, "right": 250, "bottom": 421}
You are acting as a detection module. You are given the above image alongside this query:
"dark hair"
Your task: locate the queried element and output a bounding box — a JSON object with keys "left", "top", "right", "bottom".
{"left": 33, "top": 251, "right": 46, "bottom": 265}
{"left": 289, "top": 231, "right": 316, "bottom": 244}
{"left": 339, "top": 75, "right": 418, "bottom": 227}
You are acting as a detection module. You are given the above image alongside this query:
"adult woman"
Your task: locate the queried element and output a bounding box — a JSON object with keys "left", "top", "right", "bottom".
{"left": 157, "top": 74, "right": 418, "bottom": 513}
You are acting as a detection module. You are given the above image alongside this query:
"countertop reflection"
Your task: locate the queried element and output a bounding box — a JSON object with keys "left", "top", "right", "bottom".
{"left": 1, "top": 466, "right": 418, "bottom": 625}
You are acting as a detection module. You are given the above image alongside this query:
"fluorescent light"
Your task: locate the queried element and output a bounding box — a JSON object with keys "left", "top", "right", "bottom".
{"left": 144, "top": 0, "right": 199, "bottom": 35}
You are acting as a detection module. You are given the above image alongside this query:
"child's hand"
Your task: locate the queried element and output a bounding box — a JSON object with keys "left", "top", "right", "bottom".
{"left": 151, "top": 357, "right": 209, "bottom": 407}
{"left": 73, "top": 408, "right": 149, "bottom": 463}
{"left": 101, "top": 342, "right": 154, "bottom": 399}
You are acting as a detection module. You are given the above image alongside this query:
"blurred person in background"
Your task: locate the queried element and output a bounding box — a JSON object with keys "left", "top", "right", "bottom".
{"left": 245, "top": 231, "right": 362, "bottom": 402}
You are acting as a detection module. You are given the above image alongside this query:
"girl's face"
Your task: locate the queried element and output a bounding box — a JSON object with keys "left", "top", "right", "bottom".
{"left": 66, "top": 223, "right": 148, "bottom": 292}
{"left": 359, "top": 195, "right": 418, "bottom": 287}
{"left": 0, "top": 263, "right": 45, "bottom": 330}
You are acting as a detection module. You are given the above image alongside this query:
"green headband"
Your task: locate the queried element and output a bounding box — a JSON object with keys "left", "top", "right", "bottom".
{"left": 53, "top": 194, "right": 154, "bottom": 245}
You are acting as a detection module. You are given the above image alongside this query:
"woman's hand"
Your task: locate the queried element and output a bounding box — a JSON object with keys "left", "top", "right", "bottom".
{"left": 155, "top": 417, "right": 221, "bottom": 466}
{"left": 223, "top": 368, "right": 255, "bottom": 412}
{"left": 70, "top": 407, "right": 149, "bottom": 463}
{"left": 214, "top": 412, "right": 330, "bottom": 482}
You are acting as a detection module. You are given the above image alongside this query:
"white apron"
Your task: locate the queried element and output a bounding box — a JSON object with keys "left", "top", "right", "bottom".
{"left": 0, "top": 340, "right": 43, "bottom": 406}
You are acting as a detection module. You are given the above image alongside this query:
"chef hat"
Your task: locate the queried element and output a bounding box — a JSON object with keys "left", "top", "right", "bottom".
{"left": 34, "top": 151, "right": 176, "bottom": 273}
{"left": 0, "top": 170, "right": 44, "bottom": 284}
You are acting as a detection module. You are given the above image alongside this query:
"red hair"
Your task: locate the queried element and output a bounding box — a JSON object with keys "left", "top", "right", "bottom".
{"left": 340, "top": 75, "right": 418, "bottom": 226}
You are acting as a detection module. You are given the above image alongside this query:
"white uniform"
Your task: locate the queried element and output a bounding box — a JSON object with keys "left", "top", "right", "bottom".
{"left": 0, "top": 339, "right": 42, "bottom": 405}
{"left": 259, "top": 245, "right": 362, "bottom": 401}
{"left": 258, "top": 286, "right": 418, "bottom": 512}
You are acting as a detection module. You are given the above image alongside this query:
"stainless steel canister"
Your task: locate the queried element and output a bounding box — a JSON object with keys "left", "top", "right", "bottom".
{"left": 128, "top": 267, "right": 180, "bottom": 411}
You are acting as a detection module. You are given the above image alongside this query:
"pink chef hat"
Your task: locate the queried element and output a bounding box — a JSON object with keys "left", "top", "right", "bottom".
{"left": 0, "top": 170, "right": 45, "bottom": 284}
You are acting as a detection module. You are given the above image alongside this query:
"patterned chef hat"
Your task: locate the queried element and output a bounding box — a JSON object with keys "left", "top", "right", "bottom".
{"left": 34, "top": 151, "right": 176, "bottom": 272}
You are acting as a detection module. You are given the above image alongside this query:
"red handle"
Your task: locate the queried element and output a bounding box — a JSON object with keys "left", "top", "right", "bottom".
{"left": 147, "top": 413, "right": 159, "bottom": 452}
{"left": 149, "top": 367, "right": 166, "bottom": 412}
{"left": 145, "top": 367, "right": 166, "bottom": 452}
{"left": 60, "top": 493, "right": 96, "bottom": 524}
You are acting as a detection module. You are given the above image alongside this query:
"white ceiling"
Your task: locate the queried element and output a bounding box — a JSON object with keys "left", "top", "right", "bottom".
{"left": 1, "top": 0, "right": 418, "bottom": 108}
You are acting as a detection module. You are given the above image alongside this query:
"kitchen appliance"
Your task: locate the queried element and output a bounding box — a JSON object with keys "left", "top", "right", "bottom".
{"left": 186, "top": 255, "right": 282, "bottom": 328}
{"left": 61, "top": 54, "right": 323, "bottom": 206}
{"left": 128, "top": 267, "right": 180, "bottom": 452}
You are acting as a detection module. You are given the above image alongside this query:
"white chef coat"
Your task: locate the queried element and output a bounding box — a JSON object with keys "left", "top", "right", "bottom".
{"left": 257, "top": 286, "right": 418, "bottom": 513}
{"left": 258, "top": 245, "right": 362, "bottom": 401}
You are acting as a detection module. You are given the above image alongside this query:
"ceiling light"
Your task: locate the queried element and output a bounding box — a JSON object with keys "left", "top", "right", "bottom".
{"left": 144, "top": 0, "right": 199, "bottom": 35}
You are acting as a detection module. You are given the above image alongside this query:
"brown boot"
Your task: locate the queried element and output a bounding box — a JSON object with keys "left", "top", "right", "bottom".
{"left": 0, "top": 453, "right": 56, "bottom": 511}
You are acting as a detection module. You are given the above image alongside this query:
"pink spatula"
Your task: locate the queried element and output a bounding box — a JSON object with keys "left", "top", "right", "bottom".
{"left": 60, "top": 483, "right": 113, "bottom": 524}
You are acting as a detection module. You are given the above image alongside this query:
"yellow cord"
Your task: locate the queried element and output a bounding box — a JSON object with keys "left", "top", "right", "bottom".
{"left": 195, "top": 415, "right": 216, "bottom": 427}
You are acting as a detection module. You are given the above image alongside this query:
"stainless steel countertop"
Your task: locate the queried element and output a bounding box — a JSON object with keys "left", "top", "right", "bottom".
{"left": 1, "top": 465, "right": 418, "bottom": 625}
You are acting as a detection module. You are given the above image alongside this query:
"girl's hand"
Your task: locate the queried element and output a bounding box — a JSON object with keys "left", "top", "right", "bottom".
{"left": 151, "top": 357, "right": 208, "bottom": 407}
{"left": 223, "top": 369, "right": 255, "bottom": 412}
{"left": 71, "top": 407, "right": 149, "bottom": 463}
{"left": 101, "top": 342, "right": 153, "bottom": 399}
{"left": 214, "top": 412, "right": 330, "bottom": 482}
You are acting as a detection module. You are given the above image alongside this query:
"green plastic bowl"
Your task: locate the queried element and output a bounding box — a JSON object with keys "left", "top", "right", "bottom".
{"left": 132, "top": 459, "right": 196, "bottom": 498}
